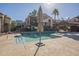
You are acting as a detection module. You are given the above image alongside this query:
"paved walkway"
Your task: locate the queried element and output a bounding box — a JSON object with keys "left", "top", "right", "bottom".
{"left": 0, "top": 33, "right": 79, "bottom": 56}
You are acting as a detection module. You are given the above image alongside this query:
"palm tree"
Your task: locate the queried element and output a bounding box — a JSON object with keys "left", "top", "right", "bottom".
{"left": 29, "top": 12, "right": 32, "bottom": 16}
{"left": 28, "top": 9, "right": 37, "bottom": 31}
{"left": 52, "top": 8, "right": 59, "bottom": 32}
{"left": 32, "top": 9, "right": 37, "bottom": 16}
{"left": 52, "top": 8, "right": 59, "bottom": 21}
{"left": 29, "top": 9, "right": 37, "bottom": 16}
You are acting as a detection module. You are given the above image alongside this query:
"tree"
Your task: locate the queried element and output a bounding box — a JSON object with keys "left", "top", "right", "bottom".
{"left": 52, "top": 8, "right": 59, "bottom": 21}
{"left": 11, "top": 21, "right": 17, "bottom": 31}
{"left": 28, "top": 9, "right": 37, "bottom": 31}
{"left": 52, "top": 8, "right": 59, "bottom": 32}
{"left": 29, "top": 9, "right": 37, "bottom": 16}
{"left": 32, "top": 9, "right": 37, "bottom": 16}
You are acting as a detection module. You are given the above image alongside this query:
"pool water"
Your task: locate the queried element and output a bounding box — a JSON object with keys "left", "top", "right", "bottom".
{"left": 15, "top": 31, "right": 56, "bottom": 43}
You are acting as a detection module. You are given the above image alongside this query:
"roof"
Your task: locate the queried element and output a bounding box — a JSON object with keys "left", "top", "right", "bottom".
{"left": 68, "top": 22, "right": 79, "bottom": 25}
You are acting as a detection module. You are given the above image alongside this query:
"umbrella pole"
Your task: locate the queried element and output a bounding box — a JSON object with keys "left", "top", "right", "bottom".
{"left": 36, "top": 31, "right": 45, "bottom": 47}
{"left": 39, "top": 31, "right": 41, "bottom": 43}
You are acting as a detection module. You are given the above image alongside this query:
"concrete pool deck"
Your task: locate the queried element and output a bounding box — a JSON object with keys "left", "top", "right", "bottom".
{"left": 0, "top": 33, "right": 79, "bottom": 56}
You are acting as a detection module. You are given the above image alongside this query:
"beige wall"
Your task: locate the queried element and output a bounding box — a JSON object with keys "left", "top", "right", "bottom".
{"left": 0, "top": 13, "right": 11, "bottom": 33}
{"left": 0, "top": 14, "right": 4, "bottom": 32}
{"left": 0, "top": 17, "right": 1, "bottom": 33}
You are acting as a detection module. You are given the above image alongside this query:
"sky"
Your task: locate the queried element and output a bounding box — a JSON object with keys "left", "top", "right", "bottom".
{"left": 0, "top": 3, "right": 79, "bottom": 21}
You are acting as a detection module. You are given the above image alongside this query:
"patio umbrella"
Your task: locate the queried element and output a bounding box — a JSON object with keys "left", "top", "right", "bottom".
{"left": 36, "top": 6, "right": 45, "bottom": 47}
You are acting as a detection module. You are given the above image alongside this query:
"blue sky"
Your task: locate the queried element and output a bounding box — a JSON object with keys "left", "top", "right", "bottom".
{"left": 0, "top": 3, "right": 79, "bottom": 21}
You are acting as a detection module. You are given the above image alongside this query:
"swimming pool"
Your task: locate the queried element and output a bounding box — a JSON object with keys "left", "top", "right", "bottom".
{"left": 15, "top": 31, "right": 57, "bottom": 43}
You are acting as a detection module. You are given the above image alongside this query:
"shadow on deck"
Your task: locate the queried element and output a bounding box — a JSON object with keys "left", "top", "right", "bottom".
{"left": 63, "top": 32, "right": 79, "bottom": 41}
